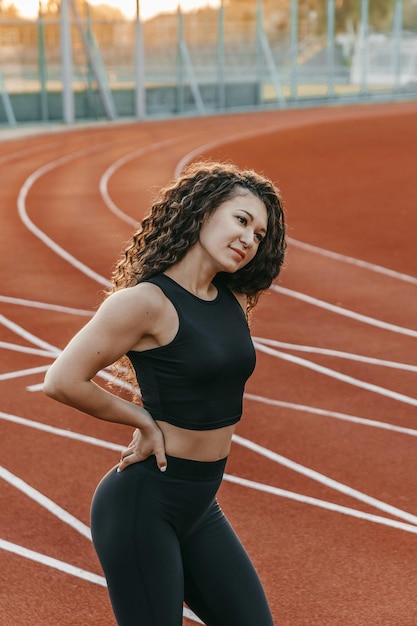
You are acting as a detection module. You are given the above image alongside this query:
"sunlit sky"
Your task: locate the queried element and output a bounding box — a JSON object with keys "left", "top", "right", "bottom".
{"left": 5, "top": 0, "right": 221, "bottom": 21}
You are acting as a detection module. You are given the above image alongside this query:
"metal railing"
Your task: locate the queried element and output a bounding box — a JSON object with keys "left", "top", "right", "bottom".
{"left": 0, "top": 0, "right": 416, "bottom": 126}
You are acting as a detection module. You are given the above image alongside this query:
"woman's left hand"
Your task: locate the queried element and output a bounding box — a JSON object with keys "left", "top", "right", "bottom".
{"left": 118, "top": 424, "right": 167, "bottom": 473}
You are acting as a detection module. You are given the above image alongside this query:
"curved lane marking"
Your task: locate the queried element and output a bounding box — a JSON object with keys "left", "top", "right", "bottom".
{"left": 0, "top": 540, "right": 105, "bottom": 585}
{"left": 17, "top": 144, "right": 113, "bottom": 288}
{"left": 7, "top": 112, "right": 416, "bottom": 621}
{"left": 232, "top": 434, "right": 417, "bottom": 526}
{"left": 0, "top": 313, "right": 60, "bottom": 354}
{"left": 2, "top": 410, "right": 417, "bottom": 532}
{"left": 253, "top": 337, "right": 417, "bottom": 372}
{"left": 0, "top": 140, "right": 62, "bottom": 166}
{"left": 0, "top": 342, "right": 56, "bottom": 358}
{"left": 0, "top": 365, "right": 50, "bottom": 382}
{"left": 175, "top": 118, "right": 417, "bottom": 285}
{"left": 272, "top": 285, "right": 417, "bottom": 337}
{"left": 0, "top": 311, "right": 138, "bottom": 394}
{"left": 172, "top": 105, "right": 398, "bottom": 180}
{"left": 0, "top": 411, "right": 123, "bottom": 452}
{"left": 287, "top": 237, "right": 417, "bottom": 285}
{"left": 0, "top": 295, "right": 94, "bottom": 316}
{"left": 253, "top": 341, "right": 417, "bottom": 407}
{"left": 100, "top": 137, "right": 183, "bottom": 226}
{"left": 8, "top": 113, "right": 417, "bottom": 307}
{"left": 0, "top": 539, "right": 203, "bottom": 623}
{"left": 244, "top": 393, "right": 417, "bottom": 437}
{"left": 0, "top": 465, "right": 91, "bottom": 540}
{"left": 224, "top": 474, "right": 417, "bottom": 535}
{"left": 7, "top": 117, "right": 417, "bottom": 547}
{"left": 3, "top": 312, "right": 417, "bottom": 521}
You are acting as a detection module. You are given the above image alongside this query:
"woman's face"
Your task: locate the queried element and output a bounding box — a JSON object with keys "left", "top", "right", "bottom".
{"left": 198, "top": 190, "right": 268, "bottom": 273}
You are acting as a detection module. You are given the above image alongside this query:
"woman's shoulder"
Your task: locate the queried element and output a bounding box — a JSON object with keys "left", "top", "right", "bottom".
{"left": 91, "top": 282, "right": 174, "bottom": 349}
{"left": 100, "top": 281, "right": 169, "bottom": 319}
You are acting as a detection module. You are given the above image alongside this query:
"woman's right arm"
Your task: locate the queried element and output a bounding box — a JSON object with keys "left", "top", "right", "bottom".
{"left": 43, "top": 284, "right": 168, "bottom": 471}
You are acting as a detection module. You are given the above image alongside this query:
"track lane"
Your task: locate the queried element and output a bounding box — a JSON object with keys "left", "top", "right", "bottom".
{"left": 1, "top": 101, "right": 417, "bottom": 625}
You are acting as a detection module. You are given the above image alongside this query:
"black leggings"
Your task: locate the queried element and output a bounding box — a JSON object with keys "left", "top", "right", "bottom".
{"left": 90, "top": 455, "right": 274, "bottom": 626}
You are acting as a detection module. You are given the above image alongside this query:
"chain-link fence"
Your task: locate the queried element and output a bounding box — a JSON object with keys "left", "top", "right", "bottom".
{"left": 1, "top": 0, "right": 416, "bottom": 126}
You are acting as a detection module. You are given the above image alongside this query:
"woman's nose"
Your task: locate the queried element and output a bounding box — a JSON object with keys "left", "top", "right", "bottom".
{"left": 240, "top": 229, "right": 255, "bottom": 248}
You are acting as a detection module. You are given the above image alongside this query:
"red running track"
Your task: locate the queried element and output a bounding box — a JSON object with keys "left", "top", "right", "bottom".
{"left": 1, "top": 100, "right": 417, "bottom": 625}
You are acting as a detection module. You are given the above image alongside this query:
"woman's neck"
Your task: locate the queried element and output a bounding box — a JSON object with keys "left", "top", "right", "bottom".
{"left": 164, "top": 250, "right": 218, "bottom": 300}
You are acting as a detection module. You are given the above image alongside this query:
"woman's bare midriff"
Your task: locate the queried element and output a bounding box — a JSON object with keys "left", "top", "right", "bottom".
{"left": 155, "top": 420, "right": 236, "bottom": 461}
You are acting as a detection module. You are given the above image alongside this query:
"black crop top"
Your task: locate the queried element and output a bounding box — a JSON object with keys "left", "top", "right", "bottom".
{"left": 127, "top": 273, "right": 256, "bottom": 430}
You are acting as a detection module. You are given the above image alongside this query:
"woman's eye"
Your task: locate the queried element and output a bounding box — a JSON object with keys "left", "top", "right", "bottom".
{"left": 254, "top": 233, "right": 264, "bottom": 243}
{"left": 236, "top": 215, "right": 247, "bottom": 225}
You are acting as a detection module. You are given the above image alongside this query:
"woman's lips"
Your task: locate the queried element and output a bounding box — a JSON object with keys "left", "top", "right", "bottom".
{"left": 230, "top": 246, "right": 246, "bottom": 260}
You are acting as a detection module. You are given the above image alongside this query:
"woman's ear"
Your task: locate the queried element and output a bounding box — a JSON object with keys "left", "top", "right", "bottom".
{"left": 200, "top": 210, "right": 212, "bottom": 226}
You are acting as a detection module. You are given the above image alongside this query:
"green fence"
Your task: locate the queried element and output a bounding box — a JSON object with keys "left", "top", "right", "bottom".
{"left": 1, "top": 0, "right": 416, "bottom": 126}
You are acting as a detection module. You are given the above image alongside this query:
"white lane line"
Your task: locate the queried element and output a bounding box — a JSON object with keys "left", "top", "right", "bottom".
{"left": 287, "top": 237, "right": 417, "bottom": 285}
{"left": 0, "top": 342, "right": 56, "bottom": 358}
{"left": 2, "top": 302, "right": 408, "bottom": 528}
{"left": 253, "top": 341, "right": 417, "bottom": 408}
{"left": 26, "top": 364, "right": 138, "bottom": 394}
{"left": 3, "top": 410, "right": 417, "bottom": 532}
{"left": 14, "top": 128, "right": 411, "bottom": 342}
{"left": 0, "top": 539, "right": 106, "bottom": 586}
{"left": 16, "top": 137, "right": 188, "bottom": 292}
{"left": 233, "top": 434, "right": 417, "bottom": 527}
{"left": 174, "top": 118, "right": 417, "bottom": 287}
{"left": 0, "top": 539, "right": 203, "bottom": 623}
{"left": 223, "top": 474, "right": 417, "bottom": 535}
{"left": 100, "top": 137, "right": 182, "bottom": 226}
{"left": 253, "top": 337, "right": 417, "bottom": 373}
{"left": 244, "top": 393, "right": 417, "bottom": 438}
{"left": 0, "top": 310, "right": 128, "bottom": 390}
{"left": 0, "top": 365, "right": 50, "bottom": 382}
{"left": 0, "top": 141, "right": 60, "bottom": 166}
{"left": 173, "top": 109, "right": 385, "bottom": 179}
{"left": 6, "top": 123, "right": 412, "bottom": 616}
{"left": 0, "top": 295, "right": 94, "bottom": 316}
{"left": 26, "top": 369, "right": 136, "bottom": 393}
{"left": 5, "top": 174, "right": 416, "bottom": 528}
{"left": 6, "top": 120, "right": 416, "bottom": 532}
{"left": 174, "top": 122, "right": 294, "bottom": 179}
{"left": 0, "top": 411, "right": 123, "bottom": 452}
{"left": 0, "top": 314, "right": 60, "bottom": 353}
{"left": 0, "top": 311, "right": 136, "bottom": 390}
{"left": 0, "top": 314, "right": 135, "bottom": 390}
{"left": 17, "top": 144, "right": 113, "bottom": 288}
{"left": 272, "top": 285, "right": 417, "bottom": 337}
{"left": 184, "top": 608, "right": 204, "bottom": 624}
{"left": 0, "top": 466, "right": 92, "bottom": 540}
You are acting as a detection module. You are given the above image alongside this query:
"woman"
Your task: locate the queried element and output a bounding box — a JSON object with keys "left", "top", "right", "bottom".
{"left": 43, "top": 160, "right": 286, "bottom": 626}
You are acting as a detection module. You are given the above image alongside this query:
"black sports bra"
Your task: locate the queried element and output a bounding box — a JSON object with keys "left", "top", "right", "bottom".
{"left": 127, "top": 273, "right": 256, "bottom": 430}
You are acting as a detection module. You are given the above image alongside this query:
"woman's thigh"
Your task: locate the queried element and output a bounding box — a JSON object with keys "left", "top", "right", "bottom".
{"left": 181, "top": 500, "right": 274, "bottom": 626}
{"left": 90, "top": 465, "right": 184, "bottom": 626}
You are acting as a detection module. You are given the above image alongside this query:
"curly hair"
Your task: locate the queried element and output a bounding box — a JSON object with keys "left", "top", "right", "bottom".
{"left": 111, "top": 160, "right": 286, "bottom": 311}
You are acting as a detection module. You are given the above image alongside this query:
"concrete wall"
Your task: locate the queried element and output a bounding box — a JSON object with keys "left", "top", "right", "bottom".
{"left": 0, "top": 82, "right": 262, "bottom": 125}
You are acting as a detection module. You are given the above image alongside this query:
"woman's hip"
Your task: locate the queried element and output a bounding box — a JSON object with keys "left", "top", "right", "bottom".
{"left": 91, "top": 454, "right": 227, "bottom": 538}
